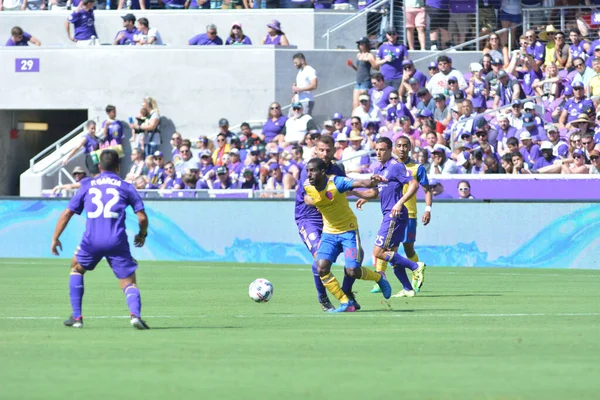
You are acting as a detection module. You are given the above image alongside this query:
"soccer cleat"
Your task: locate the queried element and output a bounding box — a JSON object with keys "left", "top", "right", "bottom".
{"left": 63, "top": 315, "right": 83, "bottom": 328}
{"left": 411, "top": 262, "right": 426, "bottom": 292}
{"left": 319, "top": 294, "right": 336, "bottom": 312}
{"left": 130, "top": 316, "right": 150, "bottom": 330}
{"left": 391, "top": 289, "right": 416, "bottom": 298}
{"left": 328, "top": 303, "right": 356, "bottom": 313}
{"left": 377, "top": 271, "right": 392, "bottom": 299}
{"left": 370, "top": 283, "right": 382, "bottom": 294}
{"left": 344, "top": 291, "right": 361, "bottom": 311}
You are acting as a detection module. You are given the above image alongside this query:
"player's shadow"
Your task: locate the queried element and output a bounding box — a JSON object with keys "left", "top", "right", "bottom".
{"left": 149, "top": 326, "right": 242, "bottom": 330}
{"left": 357, "top": 308, "right": 462, "bottom": 313}
{"left": 421, "top": 294, "right": 502, "bottom": 297}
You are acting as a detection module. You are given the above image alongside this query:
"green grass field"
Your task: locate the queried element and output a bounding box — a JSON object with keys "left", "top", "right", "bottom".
{"left": 0, "top": 259, "right": 599, "bottom": 400}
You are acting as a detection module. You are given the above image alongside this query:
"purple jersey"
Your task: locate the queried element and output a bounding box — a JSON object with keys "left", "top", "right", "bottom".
{"left": 518, "top": 68, "right": 543, "bottom": 97}
{"left": 200, "top": 163, "right": 214, "bottom": 177}
{"left": 377, "top": 42, "right": 409, "bottom": 81}
{"left": 526, "top": 41, "right": 545, "bottom": 63}
{"left": 68, "top": 171, "right": 144, "bottom": 252}
{"left": 570, "top": 42, "right": 587, "bottom": 60}
{"left": 564, "top": 98, "right": 595, "bottom": 123}
{"left": 6, "top": 32, "right": 31, "bottom": 46}
{"left": 295, "top": 161, "right": 345, "bottom": 224}
{"left": 114, "top": 28, "right": 138, "bottom": 45}
{"left": 262, "top": 116, "right": 288, "bottom": 142}
{"left": 532, "top": 155, "right": 558, "bottom": 171}
{"left": 83, "top": 134, "right": 100, "bottom": 154}
{"left": 68, "top": 9, "right": 97, "bottom": 41}
{"left": 213, "top": 178, "right": 233, "bottom": 189}
{"left": 520, "top": 144, "right": 542, "bottom": 166}
{"left": 163, "top": 173, "right": 183, "bottom": 189}
{"left": 369, "top": 85, "right": 395, "bottom": 109}
{"left": 412, "top": 70, "right": 428, "bottom": 88}
{"left": 229, "top": 161, "right": 245, "bottom": 183}
{"left": 188, "top": 33, "right": 223, "bottom": 46}
{"left": 374, "top": 158, "right": 413, "bottom": 215}
{"left": 225, "top": 36, "right": 252, "bottom": 45}
{"left": 102, "top": 120, "right": 125, "bottom": 144}
{"left": 146, "top": 167, "right": 165, "bottom": 188}
{"left": 264, "top": 34, "right": 282, "bottom": 45}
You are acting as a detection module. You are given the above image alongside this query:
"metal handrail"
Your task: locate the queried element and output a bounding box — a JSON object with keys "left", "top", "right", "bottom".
{"left": 29, "top": 121, "right": 87, "bottom": 172}
{"left": 321, "top": 0, "right": 390, "bottom": 49}
{"left": 522, "top": 5, "right": 600, "bottom": 34}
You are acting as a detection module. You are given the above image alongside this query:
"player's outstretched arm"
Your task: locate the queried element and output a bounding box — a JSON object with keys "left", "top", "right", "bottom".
{"left": 51, "top": 209, "right": 75, "bottom": 255}
{"left": 351, "top": 174, "right": 387, "bottom": 189}
{"left": 134, "top": 210, "right": 149, "bottom": 248}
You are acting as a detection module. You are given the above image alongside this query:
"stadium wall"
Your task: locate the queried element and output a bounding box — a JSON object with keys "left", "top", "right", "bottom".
{"left": 1, "top": 199, "right": 598, "bottom": 269}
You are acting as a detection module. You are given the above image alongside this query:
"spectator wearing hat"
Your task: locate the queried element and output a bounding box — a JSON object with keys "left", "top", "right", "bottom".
{"left": 404, "top": 0, "right": 427, "bottom": 50}
{"left": 561, "top": 149, "right": 589, "bottom": 174}
{"left": 473, "top": 117, "right": 499, "bottom": 150}
{"left": 352, "top": 94, "right": 383, "bottom": 128}
{"left": 433, "top": 93, "right": 449, "bottom": 125}
{"left": 244, "top": 145, "right": 264, "bottom": 179}
{"left": 284, "top": 102, "right": 318, "bottom": 145}
{"left": 227, "top": 148, "right": 245, "bottom": 184}
{"left": 134, "top": 17, "right": 163, "bottom": 45}
{"left": 454, "top": 150, "right": 470, "bottom": 173}
{"left": 383, "top": 93, "right": 415, "bottom": 130}
{"left": 262, "top": 102, "right": 287, "bottom": 144}
{"left": 113, "top": 14, "right": 138, "bottom": 45}
{"left": 493, "top": 70, "right": 521, "bottom": 109}
{"left": 428, "top": 179, "right": 453, "bottom": 199}
{"left": 519, "top": 131, "right": 541, "bottom": 167}
{"left": 198, "top": 149, "right": 215, "bottom": 179}
{"left": 216, "top": 118, "right": 236, "bottom": 143}
{"left": 465, "top": 63, "right": 487, "bottom": 113}
{"left": 225, "top": 22, "right": 252, "bottom": 45}
{"left": 484, "top": 57, "right": 504, "bottom": 95}
{"left": 237, "top": 167, "right": 259, "bottom": 189}
{"left": 427, "top": 61, "right": 439, "bottom": 82}
{"left": 416, "top": 88, "right": 436, "bottom": 114}
{"left": 430, "top": 144, "right": 459, "bottom": 174}
{"left": 532, "top": 141, "right": 561, "bottom": 172}
{"left": 341, "top": 130, "right": 370, "bottom": 174}
{"left": 334, "top": 132, "right": 349, "bottom": 160}
{"left": 427, "top": 55, "right": 467, "bottom": 96}
{"left": 588, "top": 150, "right": 600, "bottom": 174}
{"left": 376, "top": 27, "right": 409, "bottom": 90}
{"left": 566, "top": 29, "right": 590, "bottom": 70}
{"left": 559, "top": 82, "right": 595, "bottom": 128}
{"left": 6, "top": 27, "right": 40, "bottom": 46}
{"left": 517, "top": 111, "right": 546, "bottom": 143}
{"left": 425, "top": 0, "right": 450, "bottom": 51}
{"left": 261, "top": 20, "right": 290, "bottom": 46}
{"left": 146, "top": 151, "right": 166, "bottom": 189}
{"left": 483, "top": 33, "right": 510, "bottom": 69}
{"left": 401, "top": 60, "right": 428, "bottom": 88}
{"left": 544, "top": 124, "right": 569, "bottom": 158}
{"left": 368, "top": 72, "right": 395, "bottom": 110}
{"left": 189, "top": 24, "right": 222, "bottom": 45}
{"left": 213, "top": 166, "right": 234, "bottom": 189}
{"left": 539, "top": 25, "right": 557, "bottom": 65}
{"left": 348, "top": 37, "right": 377, "bottom": 109}
{"left": 292, "top": 53, "right": 318, "bottom": 115}
{"left": 403, "top": 76, "right": 421, "bottom": 110}
{"left": 263, "top": 162, "right": 296, "bottom": 196}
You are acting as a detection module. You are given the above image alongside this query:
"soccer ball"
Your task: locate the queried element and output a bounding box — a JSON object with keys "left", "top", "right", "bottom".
{"left": 249, "top": 278, "right": 273, "bottom": 303}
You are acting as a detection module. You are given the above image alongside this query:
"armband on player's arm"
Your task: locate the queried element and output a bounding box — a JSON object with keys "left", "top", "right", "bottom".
{"left": 138, "top": 231, "right": 148, "bottom": 238}
{"left": 425, "top": 206, "right": 432, "bottom": 212}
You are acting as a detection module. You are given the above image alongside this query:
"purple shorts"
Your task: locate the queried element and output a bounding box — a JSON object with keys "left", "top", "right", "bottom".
{"left": 374, "top": 214, "right": 408, "bottom": 250}
{"left": 75, "top": 245, "right": 138, "bottom": 279}
{"left": 297, "top": 220, "right": 322, "bottom": 257}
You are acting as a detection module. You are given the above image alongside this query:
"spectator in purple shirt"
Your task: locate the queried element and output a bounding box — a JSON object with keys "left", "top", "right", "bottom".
{"left": 519, "top": 131, "right": 541, "bottom": 167}
{"left": 376, "top": 27, "right": 409, "bottom": 89}
{"left": 368, "top": 73, "right": 395, "bottom": 110}
{"left": 260, "top": 20, "right": 290, "bottom": 46}
{"left": 101, "top": 105, "right": 125, "bottom": 146}
{"left": 113, "top": 14, "right": 138, "bottom": 46}
{"left": 65, "top": 0, "right": 97, "bottom": 46}
{"left": 213, "top": 166, "right": 233, "bottom": 189}
{"left": 6, "top": 26, "right": 40, "bottom": 47}
{"left": 159, "top": 0, "right": 185, "bottom": 8}
{"left": 160, "top": 162, "right": 183, "bottom": 189}
{"left": 401, "top": 60, "right": 428, "bottom": 88}
{"left": 188, "top": 24, "right": 223, "bottom": 46}
{"left": 118, "top": 0, "right": 149, "bottom": 9}
{"left": 524, "top": 29, "right": 545, "bottom": 68}
{"left": 262, "top": 102, "right": 287, "bottom": 143}
{"left": 532, "top": 141, "right": 560, "bottom": 172}
{"left": 63, "top": 120, "right": 102, "bottom": 175}
{"left": 225, "top": 22, "right": 252, "bottom": 46}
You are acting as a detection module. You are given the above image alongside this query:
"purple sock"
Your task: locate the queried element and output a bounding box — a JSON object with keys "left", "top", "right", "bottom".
{"left": 69, "top": 274, "right": 84, "bottom": 319}
{"left": 341, "top": 272, "right": 355, "bottom": 294}
{"left": 393, "top": 266, "right": 414, "bottom": 290}
{"left": 391, "top": 253, "right": 418, "bottom": 271}
{"left": 312, "top": 261, "right": 327, "bottom": 298}
{"left": 124, "top": 285, "right": 142, "bottom": 318}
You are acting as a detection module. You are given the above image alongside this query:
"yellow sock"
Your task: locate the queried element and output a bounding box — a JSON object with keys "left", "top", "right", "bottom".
{"left": 408, "top": 253, "right": 419, "bottom": 263}
{"left": 375, "top": 258, "right": 388, "bottom": 273}
{"left": 320, "top": 273, "right": 349, "bottom": 303}
{"left": 360, "top": 267, "right": 381, "bottom": 282}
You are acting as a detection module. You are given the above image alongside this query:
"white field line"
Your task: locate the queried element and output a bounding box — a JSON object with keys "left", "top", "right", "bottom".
{"left": 1, "top": 312, "right": 600, "bottom": 321}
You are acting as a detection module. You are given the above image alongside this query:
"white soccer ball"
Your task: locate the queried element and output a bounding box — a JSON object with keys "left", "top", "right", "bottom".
{"left": 249, "top": 278, "right": 273, "bottom": 303}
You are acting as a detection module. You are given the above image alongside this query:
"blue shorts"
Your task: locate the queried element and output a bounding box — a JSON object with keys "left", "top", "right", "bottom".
{"left": 499, "top": 9, "right": 521, "bottom": 24}
{"left": 404, "top": 218, "right": 417, "bottom": 243}
{"left": 316, "top": 230, "right": 363, "bottom": 269}
{"left": 297, "top": 221, "right": 322, "bottom": 257}
{"left": 355, "top": 81, "right": 372, "bottom": 90}
{"left": 75, "top": 245, "right": 138, "bottom": 279}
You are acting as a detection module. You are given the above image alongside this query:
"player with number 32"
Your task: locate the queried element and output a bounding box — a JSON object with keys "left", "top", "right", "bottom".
{"left": 51, "top": 149, "right": 151, "bottom": 330}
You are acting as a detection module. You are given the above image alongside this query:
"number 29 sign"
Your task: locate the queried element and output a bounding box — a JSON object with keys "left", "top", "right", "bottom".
{"left": 15, "top": 58, "right": 40, "bottom": 73}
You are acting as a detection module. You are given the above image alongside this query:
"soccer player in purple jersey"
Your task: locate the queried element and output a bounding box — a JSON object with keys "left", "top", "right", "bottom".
{"left": 51, "top": 150, "right": 150, "bottom": 330}
{"left": 356, "top": 137, "right": 426, "bottom": 295}
{"left": 295, "top": 135, "right": 361, "bottom": 311}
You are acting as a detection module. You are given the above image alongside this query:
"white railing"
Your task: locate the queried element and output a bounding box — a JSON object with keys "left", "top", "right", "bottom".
{"left": 29, "top": 121, "right": 87, "bottom": 173}
{"left": 522, "top": 5, "right": 600, "bottom": 34}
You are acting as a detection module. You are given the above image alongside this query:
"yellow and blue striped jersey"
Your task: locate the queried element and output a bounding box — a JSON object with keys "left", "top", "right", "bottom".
{"left": 304, "top": 175, "right": 358, "bottom": 234}
{"left": 403, "top": 159, "right": 429, "bottom": 219}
